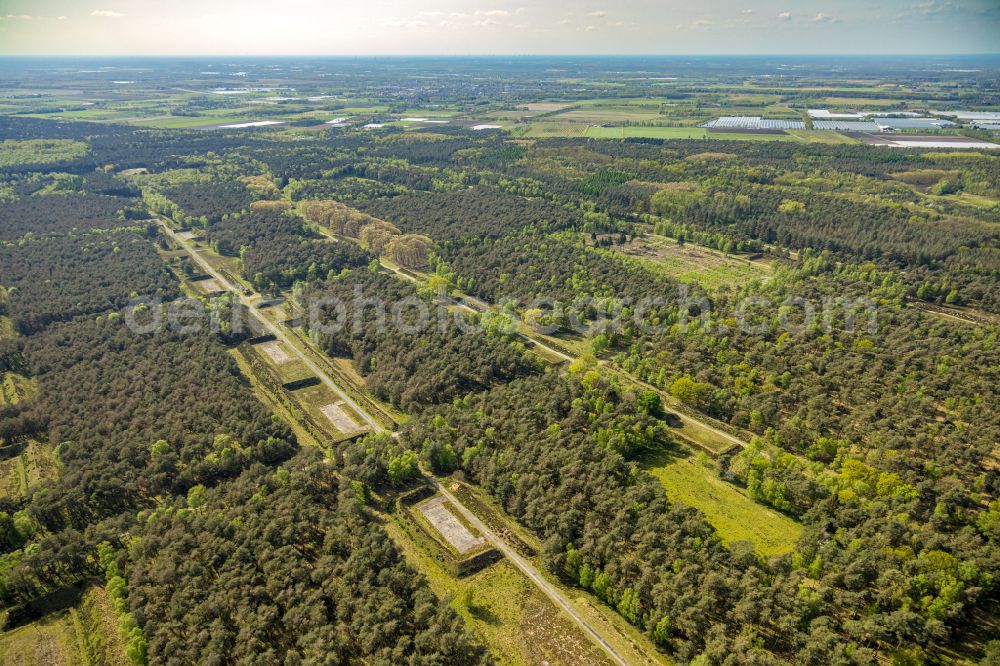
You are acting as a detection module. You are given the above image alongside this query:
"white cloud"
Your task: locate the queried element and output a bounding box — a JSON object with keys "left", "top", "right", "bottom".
{"left": 742, "top": 9, "right": 753, "bottom": 14}
{"left": 57, "top": 15, "right": 68, "bottom": 20}
{"left": 558, "top": 18, "right": 571, "bottom": 25}
{"left": 588, "top": 11, "right": 608, "bottom": 18}
{"left": 91, "top": 10, "right": 125, "bottom": 17}
{"left": 810, "top": 12, "right": 835, "bottom": 23}
{"left": 482, "top": 9, "right": 510, "bottom": 17}
{"left": 1, "top": 14, "right": 32, "bottom": 20}
{"left": 691, "top": 19, "right": 712, "bottom": 28}
{"left": 584, "top": 24, "right": 597, "bottom": 31}
{"left": 778, "top": 11, "right": 792, "bottom": 20}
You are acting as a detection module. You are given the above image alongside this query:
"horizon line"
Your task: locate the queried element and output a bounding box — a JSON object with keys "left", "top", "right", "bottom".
{"left": 1, "top": 53, "right": 1000, "bottom": 58}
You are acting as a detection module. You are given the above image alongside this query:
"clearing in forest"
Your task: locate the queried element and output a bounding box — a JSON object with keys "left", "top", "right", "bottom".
{"left": 641, "top": 449, "right": 803, "bottom": 556}
{"left": 385, "top": 517, "right": 616, "bottom": 666}
{"left": 191, "top": 277, "right": 222, "bottom": 293}
{"left": 0, "top": 441, "right": 57, "bottom": 500}
{"left": 602, "top": 233, "right": 770, "bottom": 290}
{"left": 1, "top": 372, "right": 37, "bottom": 407}
{"left": 0, "top": 584, "right": 128, "bottom": 666}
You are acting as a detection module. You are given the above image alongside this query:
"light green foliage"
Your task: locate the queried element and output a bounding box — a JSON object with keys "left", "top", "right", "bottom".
{"left": 97, "top": 542, "right": 148, "bottom": 665}
{"left": 0, "top": 139, "right": 88, "bottom": 167}
{"left": 186, "top": 484, "right": 207, "bottom": 509}
{"left": 669, "top": 375, "right": 714, "bottom": 410}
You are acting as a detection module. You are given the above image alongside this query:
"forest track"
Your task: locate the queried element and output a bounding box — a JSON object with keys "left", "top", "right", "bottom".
{"left": 158, "top": 219, "right": 384, "bottom": 433}
{"left": 163, "top": 219, "right": 633, "bottom": 662}
{"left": 317, "top": 221, "right": 743, "bottom": 448}
{"left": 430, "top": 477, "right": 630, "bottom": 666}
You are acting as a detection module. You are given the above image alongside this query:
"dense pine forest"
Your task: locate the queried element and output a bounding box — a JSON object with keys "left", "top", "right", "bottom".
{"left": 1, "top": 102, "right": 998, "bottom": 666}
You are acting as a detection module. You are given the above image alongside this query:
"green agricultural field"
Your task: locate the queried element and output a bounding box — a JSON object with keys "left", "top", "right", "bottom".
{"left": 584, "top": 126, "right": 708, "bottom": 139}
{"left": 641, "top": 449, "right": 803, "bottom": 556}
{"left": 582, "top": 126, "right": 798, "bottom": 141}
{"left": 129, "top": 115, "right": 254, "bottom": 128}
{"left": 0, "top": 139, "right": 88, "bottom": 168}
{"left": 786, "top": 129, "right": 859, "bottom": 144}
{"left": 511, "top": 121, "right": 589, "bottom": 137}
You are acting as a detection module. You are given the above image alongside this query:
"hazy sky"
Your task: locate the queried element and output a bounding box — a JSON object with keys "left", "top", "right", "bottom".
{"left": 0, "top": 0, "right": 998, "bottom": 55}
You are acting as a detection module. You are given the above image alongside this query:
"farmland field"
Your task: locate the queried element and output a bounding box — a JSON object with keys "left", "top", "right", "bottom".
{"left": 583, "top": 126, "right": 798, "bottom": 141}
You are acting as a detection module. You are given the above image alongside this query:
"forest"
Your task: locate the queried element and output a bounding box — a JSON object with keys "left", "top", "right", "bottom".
{"left": 126, "top": 450, "right": 492, "bottom": 665}
{"left": 396, "top": 369, "right": 997, "bottom": 663}
{"left": 0, "top": 231, "right": 178, "bottom": 335}
{"left": 1, "top": 102, "right": 998, "bottom": 666}
{"left": 0, "top": 140, "right": 489, "bottom": 665}
{"left": 304, "top": 270, "right": 540, "bottom": 410}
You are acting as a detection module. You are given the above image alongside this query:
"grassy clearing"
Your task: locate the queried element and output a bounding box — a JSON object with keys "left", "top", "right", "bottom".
{"left": 2, "top": 372, "right": 38, "bottom": 407}
{"left": 0, "top": 316, "right": 15, "bottom": 339}
{"left": 666, "top": 413, "right": 742, "bottom": 456}
{"left": 0, "top": 605, "right": 88, "bottom": 666}
{"left": 449, "top": 481, "right": 673, "bottom": 666}
{"left": 0, "top": 584, "right": 128, "bottom": 666}
{"left": 607, "top": 233, "right": 770, "bottom": 290}
{"left": 639, "top": 449, "right": 803, "bottom": 556}
{"left": 0, "top": 441, "right": 57, "bottom": 500}
{"left": 229, "top": 348, "right": 324, "bottom": 449}
{"left": 0, "top": 452, "right": 26, "bottom": 499}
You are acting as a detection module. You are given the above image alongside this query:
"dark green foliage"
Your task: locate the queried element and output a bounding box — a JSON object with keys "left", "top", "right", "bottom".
{"left": 208, "top": 208, "right": 306, "bottom": 256}
{"left": 440, "top": 233, "right": 683, "bottom": 319}
{"left": 127, "top": 450, "right": 492, "bottom": 665}
{"left": 0, "top": 232, "right": 178, "bottom": 334}
{"left": 161, "top": 179, "right": 254, "bottom": 223}
{"left": 359, "top": 187, "right": 580, "bottom": 240}
{"left": 242, "top": 236, "right": 373, "bottom": 290}
{"left": 0, "top": 193, "right": 136, "bottom": 241}
{"left": 575, "top": 168, "right": 635, "bottom": 197}
{"left": 20, "top": 315, "right": 296, "bottom": 534}
{"left": 305, "top": 270, "right": 540, "bottom": 410}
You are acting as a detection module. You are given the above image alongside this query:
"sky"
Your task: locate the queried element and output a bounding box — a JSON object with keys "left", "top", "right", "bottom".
{"left": 0, "top": 0, "right": 998, "bottom": 55}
